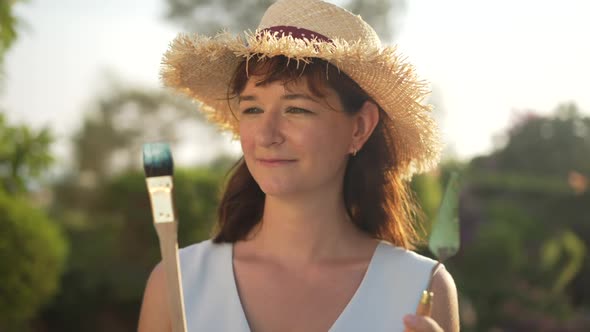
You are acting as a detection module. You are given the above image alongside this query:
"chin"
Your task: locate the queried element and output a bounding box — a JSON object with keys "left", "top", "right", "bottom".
{"left": 257, "top": 178, "right": 311, "bottom": 197}
{"left": 258, "top": 183, "right": 298, "bottom": 197}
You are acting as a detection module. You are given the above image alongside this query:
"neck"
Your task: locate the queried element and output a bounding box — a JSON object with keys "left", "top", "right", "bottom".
{"left": 245, "top": 184, "right": 372, "bottom": 264}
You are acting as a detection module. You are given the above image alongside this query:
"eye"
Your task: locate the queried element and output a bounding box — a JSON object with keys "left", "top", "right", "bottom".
{"left": 286, "top": 107, "right": 313, "bottom": 114}
{"left": 241, "top": 107, "right": 263, "bottom": 114}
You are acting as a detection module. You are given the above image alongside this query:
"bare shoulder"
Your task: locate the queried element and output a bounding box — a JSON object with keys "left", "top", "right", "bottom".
{"left": 430, "top": 265, "right": 460, "bottom": 332}
{"left": 138, "top": 262, "right": 171, "bottom": 332}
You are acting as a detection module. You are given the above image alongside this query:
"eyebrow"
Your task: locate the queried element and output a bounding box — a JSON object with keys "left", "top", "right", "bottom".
{"left": 238, "top": 93, "right": 318, "bottom": 103}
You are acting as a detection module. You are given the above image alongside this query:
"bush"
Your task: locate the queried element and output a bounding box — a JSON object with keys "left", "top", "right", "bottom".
{"left": 0, "top": 191, "right": 67, "bottom": 331}
{"left": 42, "top": 166, "right": 227, "bottom": 331}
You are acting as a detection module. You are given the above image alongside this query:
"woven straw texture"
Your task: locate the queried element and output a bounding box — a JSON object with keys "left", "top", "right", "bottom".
{"left": 161, "top": 0, "right": 441, "bottom": 177}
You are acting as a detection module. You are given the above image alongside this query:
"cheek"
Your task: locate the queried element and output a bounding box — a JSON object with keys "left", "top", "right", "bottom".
{"left": 309, "top": 123, "right": 352, "bottom": 154}
{"left": 239, "top": 130, "right": 258, "bottom": 179}
{"left": 238, "top": 123, "right": 255, "bottom": 154}
{"left": 297, "top": 130, "right": 350, "bottom": 167}
{"left": 239, "top": 135, "right": 253, "bottom": 153}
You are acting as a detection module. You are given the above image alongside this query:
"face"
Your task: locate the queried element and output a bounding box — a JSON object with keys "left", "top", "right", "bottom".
{"left": 238, "top": 76, "right": 357, "bottom": 198}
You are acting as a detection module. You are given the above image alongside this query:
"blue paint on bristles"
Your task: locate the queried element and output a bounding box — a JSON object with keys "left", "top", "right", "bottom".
{"left": 143, "top": 142, "right": 174, "bottom": 177}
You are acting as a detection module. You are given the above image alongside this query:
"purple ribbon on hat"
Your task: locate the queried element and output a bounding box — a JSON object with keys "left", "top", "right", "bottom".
{"left": 259, "top": 26, "right": 332, "bottom": 42}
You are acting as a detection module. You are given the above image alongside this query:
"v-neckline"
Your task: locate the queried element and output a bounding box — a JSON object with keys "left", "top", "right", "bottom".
{"left": 228, "top": 241, "right": 384, "bottom": 332}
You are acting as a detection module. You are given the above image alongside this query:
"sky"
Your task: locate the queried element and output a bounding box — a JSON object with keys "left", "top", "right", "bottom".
{"left": 2, "top": 0, "right": 590, "bottom": 167}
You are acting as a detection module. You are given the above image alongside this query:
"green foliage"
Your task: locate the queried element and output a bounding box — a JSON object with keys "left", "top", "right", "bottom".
{"left": 473, "top": 103, "right": 590, "bottom": 176}
{"left": 0, "top": 190, "right": 67, "bottom": 331}
{"left": 44, "top": 165, "right": 230, "bottom": 331}
{"left": 72, "top": 86, "right": 201, "bottom": 180}
{"left": 452, "top": 199, "right": 562, "bottom": 328}
{"left": 450, "top": 188, "right": 590, "bottom": 330}
{"left": 0, "top": 1, "right": 18, "bottom": 49}
{"left": 0, "top": 0, "right": 19, "bottom": 75}
{"left": 0, "top": 113, "right": 53, "bottom": 193}
{"left": 0, "top": 114, "right": 65, "bottom": 330}
{"left": 541, "top": 230, "right": 586, "bottom": 293}
{"left": 447, "top": 104, "right": 590, "bottom": 330}
{"left": 467, "top": 170, "right": 570, "bottom": 195}
{"left": 411, "top": 172, "right": 443, "bottom": 227}
{"left": 38, "top": 76, "right": 234, "bottom": 330}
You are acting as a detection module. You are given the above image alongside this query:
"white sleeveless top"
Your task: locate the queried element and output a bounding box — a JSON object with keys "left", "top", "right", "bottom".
{"left": 179, "top": 240, "right": 436, "bottom": 332}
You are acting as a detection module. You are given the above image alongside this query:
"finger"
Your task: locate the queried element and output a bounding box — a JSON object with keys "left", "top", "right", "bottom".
{"left": 403, "top": 314, "right": 443, "bottom": 332}
{"left": 416, "top": 301, "right": 432, "bottom": 316}
{"left": 415, "top": 291, "right": 433, "bottom": 317}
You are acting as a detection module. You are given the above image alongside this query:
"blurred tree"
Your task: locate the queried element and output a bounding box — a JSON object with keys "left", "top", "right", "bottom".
{"left": 472, "top": 103, "right": 590, "bottom": 176}
{"left": 42, "top": 77, "right": 235, "bottom": 330}
{"left": 449, "top": 103, "right": 590, "bottom": 330}
{"left": 0, "top": 115, "right": 66, "bottom": 331}
{"left": 0, "top": 0, "right": 19, "bottom": 77}
{"left": 0, "top": 113, "right": 53, "bottom": 193}
{"left": 61, "top": 79, "right": 231, "bottom": 224}
{"left": 163, "top": 0, "right": 406, "bottom": 41}
{"left": 44, "top": 166, "right": 227, "bottom": 331}
{"left": 0, "top": 191, "right": 67, "bottom": 332}
{"left": 72, "top": 85, "right": 202, "bottom": 182}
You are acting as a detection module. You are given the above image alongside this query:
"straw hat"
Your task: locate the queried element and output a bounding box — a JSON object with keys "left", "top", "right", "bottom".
{"left": 161, "top": 0, "right": 441, "bottom": 177}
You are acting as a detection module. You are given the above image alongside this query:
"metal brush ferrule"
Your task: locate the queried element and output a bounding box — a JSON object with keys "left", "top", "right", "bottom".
{"left": 420, "top": 290, "right": 434, "bottom": 305}
{"left": 146, "top": 176, "right": 175, "bottom": 223}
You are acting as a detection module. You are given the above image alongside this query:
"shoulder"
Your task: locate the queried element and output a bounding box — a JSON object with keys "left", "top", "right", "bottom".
{"left": 365, "top": 242, "right": 437, "bottom": 298}
{"left": 377, "top": 242, "right": 457, "bottom": 300}
{"left": 431, "top": 264, "right": 456, "bottom": 294}
{"left": 430, "top": 265, "right": 460, "bottom": 331}
{"left": 376, "top": 241, "right": 437, "bottom": 270}
{"left": 139, "top": 240, "right": 233, "bottom": 331}
{"left": 179, "top": 238, "right": 215, "bottom": 256}
{"left": 377, "top": 243, "right": 459, "bottom": 331}
{"left": 138, "top": 262, "right": 170, "bottom": 331}
{"left": 179, "top": 239, "right": 230, "bottom": 266}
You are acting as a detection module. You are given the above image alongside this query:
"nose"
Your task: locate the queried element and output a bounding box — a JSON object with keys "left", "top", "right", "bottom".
{"left": 256, "top": 111, "right": 285, "bottom": 147}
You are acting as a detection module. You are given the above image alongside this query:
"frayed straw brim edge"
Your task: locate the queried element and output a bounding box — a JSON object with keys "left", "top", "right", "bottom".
{"left": 161, "top": 31, "right": 442, "bottom": 177}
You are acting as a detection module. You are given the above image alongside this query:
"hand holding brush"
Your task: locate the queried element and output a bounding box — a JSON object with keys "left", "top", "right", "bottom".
{"left": 143, "top": 142, "right": 187, "bottom": 332}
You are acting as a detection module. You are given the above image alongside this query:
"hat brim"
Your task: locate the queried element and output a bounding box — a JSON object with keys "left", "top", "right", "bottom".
{"left": 161, "top": 31, "right": 441, "bottom": 177}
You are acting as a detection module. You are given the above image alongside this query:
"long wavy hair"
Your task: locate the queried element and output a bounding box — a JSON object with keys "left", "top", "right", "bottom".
{"left": 212, "top": 56, "right": 424, "bottom": 249}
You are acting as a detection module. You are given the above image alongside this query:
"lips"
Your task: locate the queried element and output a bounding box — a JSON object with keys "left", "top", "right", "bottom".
{"left": 256, "top": 158, "right": 297, "bottom": 167}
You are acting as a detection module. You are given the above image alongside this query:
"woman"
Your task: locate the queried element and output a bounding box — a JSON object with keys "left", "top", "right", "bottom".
{"left": 139, "top": 0, "right": 459, "bottom": 331}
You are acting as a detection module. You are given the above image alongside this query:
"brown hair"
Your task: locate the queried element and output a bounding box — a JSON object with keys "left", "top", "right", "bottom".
{"left": 212, "top": 56, "right": 423, "bottom": 249}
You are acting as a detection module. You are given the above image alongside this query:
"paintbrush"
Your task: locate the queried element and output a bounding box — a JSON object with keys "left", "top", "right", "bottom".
{"left": 143, "top": 142, "right": 187, "bottom": 332}
{"left": 416, "top": 172, "right": 461, "bottom": 317}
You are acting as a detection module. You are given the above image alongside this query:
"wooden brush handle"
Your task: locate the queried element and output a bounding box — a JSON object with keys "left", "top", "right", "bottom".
{"left": 155, "top": 221, "right": 187, "bottom": 332}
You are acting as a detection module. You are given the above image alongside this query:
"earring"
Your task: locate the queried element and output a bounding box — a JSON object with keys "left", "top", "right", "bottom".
{"left": 351, "top": 148, "right": 358, "bottom": 157}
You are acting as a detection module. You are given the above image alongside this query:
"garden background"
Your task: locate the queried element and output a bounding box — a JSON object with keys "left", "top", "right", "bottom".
{"left": 1, "top": 0, "right": 589, "bottom": 330}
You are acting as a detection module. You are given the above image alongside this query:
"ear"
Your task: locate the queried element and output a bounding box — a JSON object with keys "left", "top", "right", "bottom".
{"left": 350, "top": 100, "right": 379, "bottom": 153}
